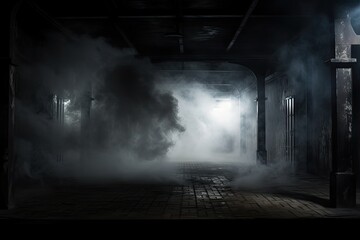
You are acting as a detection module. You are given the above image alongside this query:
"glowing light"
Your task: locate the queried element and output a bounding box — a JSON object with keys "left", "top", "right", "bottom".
{"left": 210, "top": 98, "right": 236, "bottom": 125}
{"left": 213, "top": 99, "right": 233, "bottom": 110}
{"left": 64, "top": 99, "right": 71, "bottom": 106}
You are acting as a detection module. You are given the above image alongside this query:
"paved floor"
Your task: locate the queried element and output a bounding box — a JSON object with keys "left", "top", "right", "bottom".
{"left": 1, "top": 162, "right": 360, "bottom": 220}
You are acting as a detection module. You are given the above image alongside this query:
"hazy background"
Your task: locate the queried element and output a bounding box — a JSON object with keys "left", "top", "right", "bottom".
{"left": 14, "top": 15, "right": 332, "bottom": 189}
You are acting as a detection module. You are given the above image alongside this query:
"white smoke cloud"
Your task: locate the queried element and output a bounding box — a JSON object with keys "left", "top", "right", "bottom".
{"left": 15, "top": 34, "right": 184, "bottom": 185}
{"left": 15, "top": 30, "right": 303, "bottom": 193}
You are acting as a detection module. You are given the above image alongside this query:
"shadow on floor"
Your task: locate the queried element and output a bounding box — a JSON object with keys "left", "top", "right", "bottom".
{"left": 275, "top": 191, "right": 331, "bottom": 208}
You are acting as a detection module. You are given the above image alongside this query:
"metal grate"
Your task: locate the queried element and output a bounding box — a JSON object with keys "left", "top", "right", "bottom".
{"left": 285, "top": 96, "right": 295, "bottom": 166}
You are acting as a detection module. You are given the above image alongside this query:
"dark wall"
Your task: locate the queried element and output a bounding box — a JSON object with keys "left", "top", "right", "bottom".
{"left": 306, "top": 68, "right": 332, "bottom": 177}
{"left": 265, "top": 71, "right": 307, "bottom": 171}
{"left": 266, "top": 67, "right": 331, "bottom": 176}
{"left": 0, "top": 0, "right": 15, "bottom": 209}
{"left": 264, "top": 12, "right": 334, "bottom": 175}
{"left": 0, "top": 54, "right": 10, "bottom": 209}
{"left": 265, "top": 64, "right": 332, "bottom": 175}
{"left": 352, "top": 45, "right": 360, "bottom": 184}
{"left": 239, "top": 86, "right": 257, "bottom": 163}
{"left": 265, "top": 73, "right": 287, "bottom": 165}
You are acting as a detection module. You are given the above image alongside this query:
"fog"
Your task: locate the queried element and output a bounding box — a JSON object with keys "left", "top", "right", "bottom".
{"left": 14, "top": 33, "right": 260, "bottom": 188}
{"left": 15, "top": 34, "right": 185, "bottom": 185}
{"left": 14, "top": 14, "right": 332, "bottom": 191}
{"left": 160, "top": 80, "right": 241, "bottom": 163}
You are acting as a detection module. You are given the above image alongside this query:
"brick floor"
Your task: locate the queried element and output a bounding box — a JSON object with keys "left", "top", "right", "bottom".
{"left": 0, "top": 162, "right": 360, "bottom": 219}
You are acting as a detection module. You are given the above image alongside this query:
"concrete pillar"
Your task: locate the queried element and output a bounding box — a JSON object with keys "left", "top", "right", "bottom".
{"left": 0, "top": 1, "right": 16, "bottom": 209}
{"left": 0, "top": 61, "right": 10, "bottom": 209}
{"left": 352, "top": 45, "right": 360, "bottom": 186}
{"left": 256, "top": 72, "right": 267, "bottom": 164}
{"left": 80, "top": 83, "right": 93, "bottom": 161}
{"left": 329, "top": 5, "right": 360, "bottom": 208}
{"left": 329, "top": 61, "right": 357, "bottom": 208}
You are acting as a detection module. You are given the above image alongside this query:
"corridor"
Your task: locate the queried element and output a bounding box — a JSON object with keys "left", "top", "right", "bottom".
{"left": 1, "top": 162, "right": 359, "bottom": 219}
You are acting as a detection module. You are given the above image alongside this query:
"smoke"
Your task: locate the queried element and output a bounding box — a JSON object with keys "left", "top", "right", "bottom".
{"left": 155, "top": 66, "right": 257, "bottom": 163}
{"left": 231, "top": 15, "right": 334, "bottom": 188}
{"left": 278, "top": 15, "right": 332, "bottom": 175}
{"left": 14, "top": 14, "right": 334, "bottom": 192}
{"left": 164, "top": 82, "right": 240, "bottom": 162}
{"left": 15, "top": 34, "right": 184, "bottom": 185}
{"left": 231, "top": 162, "right": 295, "bottom": 190}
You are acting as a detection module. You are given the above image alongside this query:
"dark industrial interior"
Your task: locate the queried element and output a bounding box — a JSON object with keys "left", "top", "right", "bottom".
{"left": 1, "top": 0, "right": 360, "bottom": 221}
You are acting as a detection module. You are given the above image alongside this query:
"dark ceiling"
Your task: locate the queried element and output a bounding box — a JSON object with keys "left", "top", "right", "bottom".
{"left": 15, "top": 0, "right": 354, "bottom": 63}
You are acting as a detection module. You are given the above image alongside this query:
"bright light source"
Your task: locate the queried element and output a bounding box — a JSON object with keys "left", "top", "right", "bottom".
{"left": 213, "top": 99, "right": 233, "bottom": 110}
{"left": 210, "top": 98, "right": 236, "bottom": 125}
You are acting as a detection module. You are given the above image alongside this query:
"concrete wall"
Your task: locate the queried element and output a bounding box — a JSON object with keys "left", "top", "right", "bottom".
{"left": 265, "top": 66, "right": 332, "bottom": 176}
{"left": 265, "top": 72, "right": 307, "bottom": 171}
{"left": 265, "top": 73, "right": 287, "bottom": 165}
{"left": 306, "top": 68, "right": 332, "bottom": 177}
{"left": 239, "top": 87, "right": 257, "bottom": 163}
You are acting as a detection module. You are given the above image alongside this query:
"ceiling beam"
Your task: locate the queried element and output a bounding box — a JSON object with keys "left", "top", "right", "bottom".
{"left": 176, "top": 0, "right": 184, "bottom": 54}
{"left": 144, "top": 54, "right": 269, "bottom": 62}
{"left": 226, "top": 0, "right": 260, "bottom": 52}
{"left": 55, "top": 14, "right": 313, "bottom": 20}
{"left": 157, "top": 70, "right": 249, "bottom": 73}
{"left": 105, "top": 0, "right": 138, "bottom": 52}
{"left": 27, "top": 1, "right": 74, "bottom": 40}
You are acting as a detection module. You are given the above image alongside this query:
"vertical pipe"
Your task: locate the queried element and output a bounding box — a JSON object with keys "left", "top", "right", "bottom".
{"left": 286, "top": 98, "right": 291, "bottom": 163}
{"left": 289, "top": 99, "right": 291, "bottom": 163}
{"left": 295, "top": 98, "right": 296, "bottom": 164}
{"left": 59, "top": 98, "right": 61, "bottom": 123}
{"left": 290, "top": 98, "right": 292, "bottom": 164}
{"left": 61, "top": 98, "right": 64, "bottom": 162}
{"left": 61, "top": 98, "right": 64, "bottom": 125}
{"left": 286, "top": 98, "right": 288, "bottom": 162}
{"left": 289, "top": 98, "right": 291, "bottom": 163}
{"left": 256, "top": 72, "right": 267, "bottom": 164}
{"left": 293, "top": 98, "right": 296, "bottom": 166}
{"left": 56, "top": 97, "right": 58, "bottom": 162}
{"left": 290, "top": 98, "right": 292, "bottom": 165}
{"left": 80, "top": 82, "right": 93, "bottom": 161}
{"left": 56, "top": 96, "right": 59, "bottom": 122}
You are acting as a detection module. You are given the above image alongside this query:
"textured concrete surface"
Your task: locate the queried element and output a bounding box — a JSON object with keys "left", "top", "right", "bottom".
{"left": 0, "top": 162, "right": 360, "bottom": 220}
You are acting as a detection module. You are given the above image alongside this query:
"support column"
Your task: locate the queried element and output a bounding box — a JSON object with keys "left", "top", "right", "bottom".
{"left": 353, "top": 45, "right": 360, "bottom": 185}
{"left": 0, "top": 61, "right": 10, "bottom": 209}
{"left": 0, "top": 1, "right": 15, "bottom": 209}
{"left": 329, "top": 5, "right": 360, "bottom": 208}
{"left": 256, "top": 72, "right": 267, "bottom": 164}
{"left": 329, "top": 60, "right": 356, "bottom": 208}
{"left": 80, "top": 83, "right": 93, "bottom": 161}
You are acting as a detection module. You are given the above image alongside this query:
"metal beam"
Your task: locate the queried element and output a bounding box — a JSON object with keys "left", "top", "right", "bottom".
{"left": 176, "top": 0, "right": 184, "bottom": 54}
{"left": 112, "top": 23, "right": 137, "bottom": 51}
{"left": 27, "top": 1, "right": 74, "bottom": 40}
{"left": 157, "top": 70, "right": 249, "bottom": 73}
{"left": 146, "top": 54, "right": 269, "bottom": 62}
{"left": 255, "top": 70, "right": 267, "bottom": 165}
{"left": 54, "top": 15, "right": 313, "bottom": 20}
{"left": 226, "top": 0, "right": 259, "bottom": 52}
{"left": 106, "top": 0, "right": 138, "bottom": 52}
